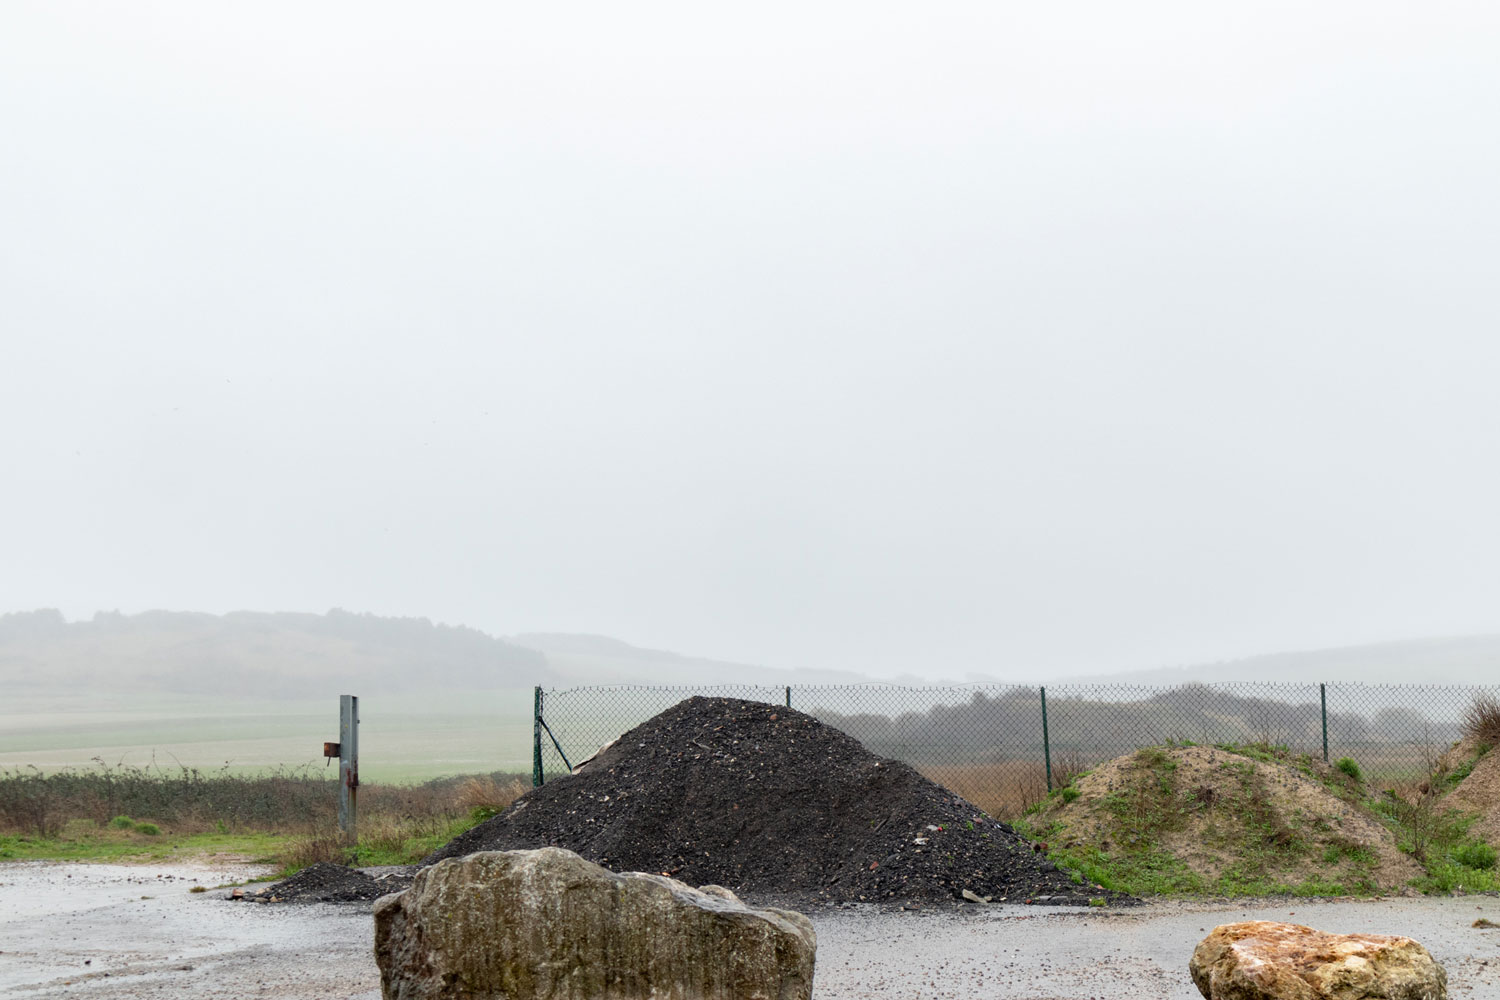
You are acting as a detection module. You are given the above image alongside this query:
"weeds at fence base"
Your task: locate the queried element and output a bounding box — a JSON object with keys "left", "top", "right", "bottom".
{"left": 277, "top": 813, "right": 494, "bottom": 873}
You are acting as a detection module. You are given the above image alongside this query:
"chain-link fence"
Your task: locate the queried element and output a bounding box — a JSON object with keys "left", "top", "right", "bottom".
{"left": 531, "top": 682, "right": 1499, "bottom": 820}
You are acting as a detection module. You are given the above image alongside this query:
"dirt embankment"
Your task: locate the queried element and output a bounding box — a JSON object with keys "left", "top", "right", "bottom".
{"left": 1442, "top": 738, "right": 1500, "bottom": 845}
{"left": 1027, "top": 744, "right": 1422, "bottom": 894}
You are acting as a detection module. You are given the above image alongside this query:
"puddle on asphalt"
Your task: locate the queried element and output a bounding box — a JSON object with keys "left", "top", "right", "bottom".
{"left": 0, "top": 860, "right": 270, "bottom": 921}
{"left": 0, "top": 860, "right": 291, "bottom": 993}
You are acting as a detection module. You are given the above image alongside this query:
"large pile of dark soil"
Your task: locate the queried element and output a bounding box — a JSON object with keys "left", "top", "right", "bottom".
{"left": 424, "top": 696, "right": 1124, "bottom": 907}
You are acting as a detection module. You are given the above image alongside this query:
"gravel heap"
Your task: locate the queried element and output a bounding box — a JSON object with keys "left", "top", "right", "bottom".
{"left": 423, "top": 696, "right": 1125, "bottom": 907}
{"left": 258, "top": 862, "right": 413, "bottom": 904}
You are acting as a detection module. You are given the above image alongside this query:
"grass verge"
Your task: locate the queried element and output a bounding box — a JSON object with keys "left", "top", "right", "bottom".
{"left": 0, "top": 767, "right": 526, "bottom": 875}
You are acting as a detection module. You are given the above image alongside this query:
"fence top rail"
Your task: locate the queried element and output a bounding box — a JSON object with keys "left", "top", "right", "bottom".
{"left": 541, "top": 684, "right": 788, "bottom": 697}
{"left": 540, "top": 682, "right": 1041, "bottom": 697}
{"left": 542, "top": 681, "right": 1500, "bottom": 695}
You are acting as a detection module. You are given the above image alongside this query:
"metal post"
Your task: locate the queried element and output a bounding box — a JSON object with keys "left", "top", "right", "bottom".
{"left": 338, "top": 694, "right": 358, "bottom": 844}
{"left": 785, "top": 686, "right": 791, "bottom": 709}
{"left": 1041, "top": 686, "right": 1052, "bottom": 792}
{"left": 532, "top": 686, "right": 544, "bottom": 787}
{"left": 1320, "top": 683, "right": 1329, "bottom": 762}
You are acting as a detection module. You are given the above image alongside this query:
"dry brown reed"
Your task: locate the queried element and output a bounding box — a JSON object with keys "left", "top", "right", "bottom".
{"left": 0, "top": 765, "right": 529, "bottom": 839}
{"left": 454, "top": 775, "right": 528, "bottom": 817}
{"left": 1463, "top": 692, "right": 1500, "bottom": 748}
{"left": 921, "top": 762, "right": 1041, "bottom": 820}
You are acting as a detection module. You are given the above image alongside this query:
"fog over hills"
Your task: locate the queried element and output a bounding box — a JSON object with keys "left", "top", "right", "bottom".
{"left": 5, "top": 609, "right": 1500, "bottom": 705}
{"left": 0, "top": 608, "right": 549, "bottom": 700}
{"left": 1059, "top": 634, "right": 1500, "bottom": 687}
{"left": 523, "top": 631, "right": 1500, "bottom": 690}
{"left": 507, "top": 632, "right": 893, "bottom": 687}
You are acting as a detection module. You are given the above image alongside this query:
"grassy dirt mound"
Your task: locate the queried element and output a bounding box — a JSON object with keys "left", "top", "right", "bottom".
{"left": 422, "top": 696, "right": 1130, "bottom": 908}
{"left": 1441, "top": 740, "right": 1500, "bottom": 847}
{"left": 1022, "top": 744, "right": 1422, "bottom": 897}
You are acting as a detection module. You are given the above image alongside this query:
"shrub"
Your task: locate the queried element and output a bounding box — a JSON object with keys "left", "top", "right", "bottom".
{"left": 1335, "top": 757, "right": 1363, "bottom": 782}
{"left": 109, "top": 815, "right": 135, "bottom": 830}
{"left": 1, "top": 764, "right": 338, "bottom": 833}
{"left": 1454, "top": 842, "right": 1498, "bottom": 871}
{"left": 135, "top": 823, "right": 161, "bottom": 836}
{"left": 1060, "top": 786, "right": 1081, "bottom": 803}
{"left": 1462, "top": 692, "right": 1500, "bottom": 749}
{"left": 0, "top": 767, "right": 62, "bottom": 838}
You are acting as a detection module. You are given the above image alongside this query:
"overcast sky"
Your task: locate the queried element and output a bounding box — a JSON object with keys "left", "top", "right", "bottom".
{"left": 5, "top": 2, "right": 1500, "bottom": 680}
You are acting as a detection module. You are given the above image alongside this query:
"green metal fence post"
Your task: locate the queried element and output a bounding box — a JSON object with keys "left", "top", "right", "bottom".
{"left": 1041, "top": 686, "right": 1052, "bottom": 792}
{"left": 1320, "top": 683, "right": 1329, "bottom": 763}
{"left": 785, "top": 686, "right": 791, "bottom": 708}
{"left": 532, "top": 686, "right": 544, "bottom": 787}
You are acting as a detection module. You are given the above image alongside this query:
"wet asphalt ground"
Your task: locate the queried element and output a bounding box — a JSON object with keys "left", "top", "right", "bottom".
{"left": 3, "top": 861, "right": 1498, "bottom": 999}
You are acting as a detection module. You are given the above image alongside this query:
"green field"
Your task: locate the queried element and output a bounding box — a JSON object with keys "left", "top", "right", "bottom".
{"left": 0, "top": 690, "right": 536, "bottom": 782}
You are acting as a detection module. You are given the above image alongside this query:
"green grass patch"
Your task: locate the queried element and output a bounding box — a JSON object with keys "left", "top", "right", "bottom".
{"left": 1454, "top": 841, "right": 1498, "bottom": 870}
{"left": 1292, "top": 878, "right": 1366, "bottom": 897}
{"left": 0, "top": 823, "right": 289, "bottom": 864}
{"left": 1319, "top": 842, "right": 1376, "bottom": 868}
{"left": 1215, "top": 742, "right": 1287, "bottom": 765}
{"left": 1051, "top": 845, "right": 1204, "bottom": 896}
{"left": 1439, "top": 747, "right": 1488, "bottom": 791}
{"left": 0, "top": 815, "right": 484, "bottom": 874}
{"left": 343, "top": 815, "right": 481, "bottom": 868}
{"left": 1412, "top": 862, "right": 1500, "bottom": 895}
{"left": 1212, "top": 864, "right": 1293, "bottom": 896}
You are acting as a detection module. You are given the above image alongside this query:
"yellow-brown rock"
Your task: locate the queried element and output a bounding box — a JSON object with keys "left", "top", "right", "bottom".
{"left": 1190, "top": 921, "right": 1446, "bottom": 1000}
{"left": 373, "top": 847, "right": 816, "bottom": 1000}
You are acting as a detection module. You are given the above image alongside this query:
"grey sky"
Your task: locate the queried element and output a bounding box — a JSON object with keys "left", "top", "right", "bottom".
{"left": 5, "top": 2, "right": 1500, "bottom": 680}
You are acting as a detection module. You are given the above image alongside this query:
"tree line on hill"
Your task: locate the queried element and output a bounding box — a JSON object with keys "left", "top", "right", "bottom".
{"left": 810, "top": 684, "right": 1467, "bottom": 764}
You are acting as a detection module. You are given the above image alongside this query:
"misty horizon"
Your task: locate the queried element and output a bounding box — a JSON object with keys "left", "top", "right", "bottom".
{"left": 9, "top": 605, "right": 1500, "bottom": 688}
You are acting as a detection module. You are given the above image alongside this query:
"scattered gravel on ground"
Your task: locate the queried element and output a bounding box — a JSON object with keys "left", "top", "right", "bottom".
{"left": 8, "top": 862, "right": 1500, "bottom": 1000}
{"left": 254, "top": 862, "right": 412, "bottom": 904}
{"left": 420, "top": 696, "right": 1129, "bottom": 908}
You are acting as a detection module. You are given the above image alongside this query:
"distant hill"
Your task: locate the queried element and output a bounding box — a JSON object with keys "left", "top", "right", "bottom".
{"left": 0, "top": 608, "right": 550, "bottom": 700}
{"left": 1059, "top": 634, "right": 1500, "bottom": 687}
{"left": 506, "top": 632, "right": 882, "bottom": 687}
{"left": 7, "top": 608, "right": 1499, "bottom": 708}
